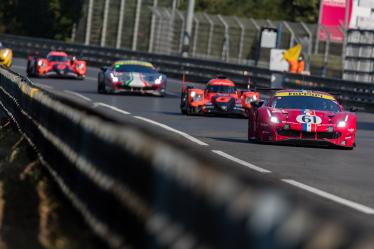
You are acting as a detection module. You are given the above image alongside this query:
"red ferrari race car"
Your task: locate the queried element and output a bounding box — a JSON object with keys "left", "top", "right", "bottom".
{"left": 26, "top": 51, "right": 86, "bottom": 79}
{"left": 180, "top": 76, "right": 260, "bottom": 117}
{"left": 248, "top": 90, "right": 357, "bottom": 149}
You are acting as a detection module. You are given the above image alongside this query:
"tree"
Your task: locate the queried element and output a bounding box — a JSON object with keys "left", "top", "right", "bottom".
{"left": 179, "top": 0, "right": 320, "bottom": 23}
{"left": 0, "top": 0, "right": 84, "bottom": 40}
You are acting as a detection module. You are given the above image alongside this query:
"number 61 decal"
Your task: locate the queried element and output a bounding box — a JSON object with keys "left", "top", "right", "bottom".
{"left": 296, "top": 115, "right": 322, "bottom": 124}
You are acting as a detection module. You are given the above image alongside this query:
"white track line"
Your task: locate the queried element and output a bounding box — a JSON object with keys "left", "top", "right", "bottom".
{"left": 93, "top": 102, "right": 131, "bottom": 115}
{"left": 12, "top": 65, "right": 26, "bottom": 70}
{"left": 64, "top": 90, "right": 91, "bottom": 102}
{"left": 134, "top": 116, "right": 208, "bottom": 146}
{"left": 212, "top": 150, "right": 271, "bottom": 173}
{"left": 283, "top": 179, "right": 374, "bottom": 215}
{"left": 85, "top": 76, "right": 96, "bottom": 81}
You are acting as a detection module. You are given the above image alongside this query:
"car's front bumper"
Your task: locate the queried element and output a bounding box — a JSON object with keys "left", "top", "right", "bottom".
{"left": 258, "top": 124, "right": 355, "bottom": 148}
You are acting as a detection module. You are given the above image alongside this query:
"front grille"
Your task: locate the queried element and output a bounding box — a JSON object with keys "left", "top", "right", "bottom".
{"left": 277, "top": 130, "right": 341, "bottom": 139}
{"left": 214, "top": 99, "right": 235, "bottom": 112}
{"left": 277, "top": 130, "right": 300, "bottom": 137}
{"left": 301, "top": 131, "right": 315, "bottom": 139}
{"left": 317, "top": 132, "right": 341, "bottom": 139}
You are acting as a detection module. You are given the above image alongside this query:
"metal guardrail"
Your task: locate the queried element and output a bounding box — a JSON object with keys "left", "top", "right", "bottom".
{"left": 2, "top": 63, "right": 374, "bottom": 248}
{"left": 1, "top": 33, "right": 374, "bottom": 111}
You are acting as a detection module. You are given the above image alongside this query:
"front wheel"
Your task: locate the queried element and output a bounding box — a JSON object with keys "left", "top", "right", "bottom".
{"left": 97, "top": 81, "right": 107, "bottom": 94}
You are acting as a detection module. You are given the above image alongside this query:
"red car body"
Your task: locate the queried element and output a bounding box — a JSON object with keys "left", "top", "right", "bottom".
{"left": 27, "top": 51, "right": 86, "bottom": 79}
{"left": 180, "top": 77, "right": 260, "bottom": 117}
{"left": 248, "top": 90, "right": 357, "bottom": 149}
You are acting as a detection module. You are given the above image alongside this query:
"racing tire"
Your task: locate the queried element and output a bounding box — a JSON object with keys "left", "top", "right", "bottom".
{"left": 180, "top": 93, "right": 187, "bottom": 114}
{"left": 97, "top": 81, "right": 107, "bottom": 94}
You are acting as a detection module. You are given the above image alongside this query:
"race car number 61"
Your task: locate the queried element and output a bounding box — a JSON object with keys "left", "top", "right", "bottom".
{"left": 296, "top": 115, "right": 322, "bottom": 124}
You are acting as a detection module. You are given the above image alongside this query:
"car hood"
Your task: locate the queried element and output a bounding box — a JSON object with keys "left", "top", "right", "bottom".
{"left": 269, "top": 108, "right": 348, "bottom": 125}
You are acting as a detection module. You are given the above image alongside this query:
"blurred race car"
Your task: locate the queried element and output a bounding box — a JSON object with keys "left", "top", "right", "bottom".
{"left": 0, "top": 42, "right": 13, "bottom": 68}
{"left": 248, "top": 90, "right": 357, "bottom": 149}
{"left": 180, "top": 76, "right": 260, "bottom": 117}
{"left": 26, "top": 51, "right": 86, "bottom": 79}
{"left": 97, "top": 60, "right": 167, "bottom": 96}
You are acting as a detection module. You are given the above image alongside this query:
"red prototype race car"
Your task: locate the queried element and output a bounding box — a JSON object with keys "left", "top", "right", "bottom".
{"left": 180, "top": 76, "right": 260, "bottom": 117}
{"left": 248, "top": 90, "right": 357, "bottom": 149}
{"left": 26, "top": 51, "right": 86, "bottom": 79}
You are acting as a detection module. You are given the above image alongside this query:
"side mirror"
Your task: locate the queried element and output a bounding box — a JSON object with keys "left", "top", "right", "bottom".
{"left": 252, "top": 100, "right": 264, "bottom": 108}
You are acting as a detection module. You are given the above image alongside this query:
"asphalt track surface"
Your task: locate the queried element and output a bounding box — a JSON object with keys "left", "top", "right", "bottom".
{"left": 11, "top": 58, "right": 374, "bottom": 222}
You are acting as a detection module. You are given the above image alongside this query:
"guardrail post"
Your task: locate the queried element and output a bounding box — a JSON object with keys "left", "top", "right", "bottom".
{"left": 283, "top": 21, "right": 297, "bottom": 48}
{"left": 166, "top": 0, "right": 177, "bottom": 54}
{"left": 234, "top": 16, "right": 245, "bottom": 63}
{"left": 132, "top": 0, "right": 143, "bottom": 51}
{"left": 192, "top": 16, "right": 199, "bottom": 57}
{"left": 204, "top": 13, "right": 214, "bottom": 57}
{"left": 100, "top": 0, "right": 111, "bottom": 47}
{"left": 182, "top": 0, "right": 195, "bottom": 57}
{"left": 71, "top": 23, "right": 77, "bottom": 42}
{"left": 148, "top": 0, "right": 158, "bottom": 52}
{"left": 266, "top": 19, "right": 275, "bottom": 28}
{"left": 85, "top": 0, "right": 94, "bottom": 45}
{"left": 116, "top": 0, "right": 126, "bottom": 49}
{"left": 176, "top": 10, "right": 185, "bottom": 54}
{"left": 301, "top": 22, "right": 313, "bottom": 71}
{"left": 218, "top": 15, "right": 230, "bottom": 62}
{"left": 320, "top": 25, "right": 330, "bottom": 77}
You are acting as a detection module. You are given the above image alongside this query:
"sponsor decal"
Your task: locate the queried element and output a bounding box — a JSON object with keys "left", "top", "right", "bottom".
{"left": 275, "top": 91, "right": 335, "bottom": 100}
{"left": 114, "top": 60, "right": 154, "bottom": 68}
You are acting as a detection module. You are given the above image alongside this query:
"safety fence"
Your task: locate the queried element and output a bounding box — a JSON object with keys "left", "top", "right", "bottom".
{"left": 2, "top": 60, "right": 374, "bottom": 249}
{"left": 74, "top": 0, "right": 344, "bottom": 71}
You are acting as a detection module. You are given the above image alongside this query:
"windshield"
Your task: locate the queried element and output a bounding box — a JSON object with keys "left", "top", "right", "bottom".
{"left": 48, "top": 55, "right": 69, "bottom": 62}
{"left": 206, "top": 85, "right": 236, "bottom": 93}
{"left": 114, "top": 65, "right": 156, "bottom": 74}
{"left": 270, "top": 96, "right": 341, "bottom": 112}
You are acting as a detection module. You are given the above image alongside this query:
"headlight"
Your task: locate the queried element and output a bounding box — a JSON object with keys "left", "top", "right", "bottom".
{"left": 190, "top": 91, "right": 196, "bottom": 97}
{"left": 154, "top": 76, "right": 163, "bottom": 85}
{"left": 337, "top": 115, "right": 348, "bottom": 128}
{"left": 270, "top": 116, "right": 280, "bottom": 124}
{"left": 37, "top": 60, "right": 44, "bottom": 67}
{"left": 245, "top": 95, "right": 257, "bottom": 104}
{"left": 337, "top": 121, "right": 346, "bottom": 128}
{"left": 2, "top": 49, "right": 9, "bottom": 58}
{"left": 193, "top": 94, "right": 203, "bottom": 101}
{"left": 110, "top": 73, "right": 119, "bottom": 83}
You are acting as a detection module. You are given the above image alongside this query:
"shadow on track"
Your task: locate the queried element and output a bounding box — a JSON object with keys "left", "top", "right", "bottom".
{"left": 207, "top": 136, "right": 355, "bottom": 151}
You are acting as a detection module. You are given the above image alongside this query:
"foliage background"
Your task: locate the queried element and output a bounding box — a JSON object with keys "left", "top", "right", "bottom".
{"left": 0, "top": 0, "right": 320, "bottom": 40}
{"left": 0, "top": 0, "right": 84, "bottom": 40}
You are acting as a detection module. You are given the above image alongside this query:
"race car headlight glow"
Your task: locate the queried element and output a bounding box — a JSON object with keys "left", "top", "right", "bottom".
{"left": 154, "top": 76, "right": 163, "bottom": 85}
{"left": 337, "top": 121, "right": 346, "bottom": 128}
{"left": 193, "top": 94, "right": 203, "bottom": 102}
{"left": 37, "top": 60, "right": 44, "bottom": 67}
{"left": 270, "top": 116, "right": 280, "bottom": 124}
{"left": 2, "top": 49, "right": 9, "bottom": 58}
{"left": 245, "top": 95, "right": 257, "bottom": 104}
{"left": 190, "top": 91, "right": 196, "bottom": 97}
{"left": 337, "top": 115, "right": 349, "bottom": 128}
{"left": 110, "top": 73, "right": 119, "bottom": 83}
